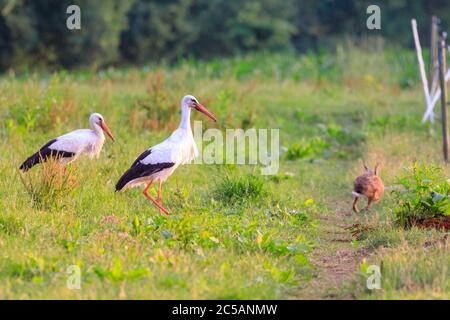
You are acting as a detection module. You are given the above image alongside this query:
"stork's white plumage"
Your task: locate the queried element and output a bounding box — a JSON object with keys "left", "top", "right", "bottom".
{"left": 115, "top": 95, "right": 217, "bottom": 216}
{"left": 20, "top": 113, "right": 115, "bottom": 171}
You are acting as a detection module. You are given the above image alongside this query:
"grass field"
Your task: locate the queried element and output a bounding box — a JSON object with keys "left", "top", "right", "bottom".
{"left": 0, "top": 41, "right": 448, "bottom": 299}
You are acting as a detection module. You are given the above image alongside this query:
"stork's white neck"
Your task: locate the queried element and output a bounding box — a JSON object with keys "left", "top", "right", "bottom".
{"left": 91, "top": 122, "right": 105, "bottom": 138}
{"left": 179, "top": 103, "right": 191, "bottom": 130}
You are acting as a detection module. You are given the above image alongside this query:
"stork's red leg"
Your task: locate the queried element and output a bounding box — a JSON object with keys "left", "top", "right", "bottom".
{"left": 143, "top": 179, "right": 170, "bottom": 216}
{"left": 157, "top": 179, "right": 163, "bottom": 215}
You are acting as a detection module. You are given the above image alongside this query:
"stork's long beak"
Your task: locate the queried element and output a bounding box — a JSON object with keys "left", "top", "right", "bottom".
{"left": 100, "top": 120, "right": 115, "bottom": 142}
{"left": 195, "top": 103, "right": 217, "bottom": 122}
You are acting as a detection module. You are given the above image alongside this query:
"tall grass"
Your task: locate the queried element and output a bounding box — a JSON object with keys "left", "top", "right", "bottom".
{"left": 0, "top": 44, "right": 444, "bottom": 299}
{"left": 355, "top": 242, "right": 449, "bottom": 299}
{"left": 213, "top": 174, "right": 267, "bottom": 205}
{"left": 19, "top": 159, "right": 78, "bottom": 210}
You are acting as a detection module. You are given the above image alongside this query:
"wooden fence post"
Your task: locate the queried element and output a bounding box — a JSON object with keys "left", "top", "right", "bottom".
{"left": 430, "top": 16, "right": 440, "bottom": 93}
{"left": 438, "top": 33, "right": 449, "bottom": 162}
{"left": 430, "top": 16, "right": 438, "bottom": 84}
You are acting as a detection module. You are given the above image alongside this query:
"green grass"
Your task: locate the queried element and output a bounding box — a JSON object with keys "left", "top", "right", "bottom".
{"left": 348, "top": 239, "right": 449, "bottom": 300}
{"left": 1, "top": 42, "right": 449, "bottom": 299}
{"left": 213, "top": 173, "right": 268, "bottom": 205}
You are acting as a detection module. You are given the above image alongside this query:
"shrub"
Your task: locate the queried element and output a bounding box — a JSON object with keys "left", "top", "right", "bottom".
{"left": 285, "top": 123, "right": 365, "bottom": 161}
{"left": 322, "top": 123, "right": 366, "bottom": 147}
{"left": 0, "top": 215, "right": 24, "bottom": 236}
{"left": 213, "top": 174, "right": 267, "bottom": 205}
{"left": 392, "top": 162, "right": 450, "bottom": 227}
{"left": 285, "top": 137, "right": 328, "bottom": 160}
{"left": 133, "top": 72, "right": 178, "bottom": 131}
{"left": 19, "top": 159, "right": 78, "bottom": 210}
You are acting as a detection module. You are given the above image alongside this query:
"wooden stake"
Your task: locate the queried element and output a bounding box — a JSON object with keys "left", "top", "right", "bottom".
{"left": 430, "top": 16, "right": 439, "bottom": 86}
{"left": 438, "top": 34, "right": 449, "bottom": 162}
{"left": 430, "top": 16, "right": 440, "bottom": 95}
{"left": 411, "top": 19, "right": 432, "bottom": 122}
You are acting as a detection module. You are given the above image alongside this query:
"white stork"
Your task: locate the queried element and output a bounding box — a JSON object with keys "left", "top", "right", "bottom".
{"left": 20, "top": 113, "right": 115, "bottom": 171}
{"left": 115, "top": 95, "right": 217, "bottom": 216}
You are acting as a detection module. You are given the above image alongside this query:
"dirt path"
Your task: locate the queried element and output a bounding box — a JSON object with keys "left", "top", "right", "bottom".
{"left": 295, "top": 201, "right": 363, "bottom": 299}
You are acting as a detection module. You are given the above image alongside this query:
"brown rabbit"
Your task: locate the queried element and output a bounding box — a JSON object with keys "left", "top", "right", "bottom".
{"left": 352, "top": 163, "right": 384, "bottom": 213}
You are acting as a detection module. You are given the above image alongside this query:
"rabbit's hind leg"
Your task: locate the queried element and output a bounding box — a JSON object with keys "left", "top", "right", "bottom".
{"left": 352, "top": 194, "right": 360, "bottom": 213}
{"left": 363, "top": 197, "right": 374, "bottom": 211}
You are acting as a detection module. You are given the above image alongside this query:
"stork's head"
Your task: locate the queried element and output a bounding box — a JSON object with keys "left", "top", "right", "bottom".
{"left": 182, "top": 95, "right": 217, "bottom": 122}
{"left": 89, "top": 113, "right": 115, "bottom": 142}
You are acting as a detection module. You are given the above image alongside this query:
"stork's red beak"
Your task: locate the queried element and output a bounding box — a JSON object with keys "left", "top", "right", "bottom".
{"left": 194, "top": 103, "right": 217, "bottom": 122}
{"left": 100, "top": 120, "right": 115, "bottom": 142}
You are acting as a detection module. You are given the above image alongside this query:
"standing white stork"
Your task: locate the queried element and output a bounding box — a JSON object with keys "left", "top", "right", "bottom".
{"left": 115, "top": 95, "right": 217, "bottom": 216}
{"left": 20, "top": 113, "right": 115, "bottom": 171}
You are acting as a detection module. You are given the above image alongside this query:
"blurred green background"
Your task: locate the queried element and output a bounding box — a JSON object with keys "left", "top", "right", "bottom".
{"left": 0, "top": 0, "right": 449, "bottom": 72}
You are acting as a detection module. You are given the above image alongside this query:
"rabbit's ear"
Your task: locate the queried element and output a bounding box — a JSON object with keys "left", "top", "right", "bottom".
{"left": 363, "top": 162, "right": 369, "bottom": 172}
{"left": 374, "top": 163, "right": 380, "bottom": 175}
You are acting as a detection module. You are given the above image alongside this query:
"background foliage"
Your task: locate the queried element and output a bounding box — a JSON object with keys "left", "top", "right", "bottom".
{"left": 1, "top": 0, "right": 450, "bottom": 71}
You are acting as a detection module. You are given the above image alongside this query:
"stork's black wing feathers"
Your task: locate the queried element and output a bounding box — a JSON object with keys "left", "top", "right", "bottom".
{"left": 115, "top": 149, "right": 175, "bottom": 191}
{"left": 131, "top": 149, "right": 152, "bottom": 167}
{"left": 19, "top": 139, "right": 76, "bottom": 172}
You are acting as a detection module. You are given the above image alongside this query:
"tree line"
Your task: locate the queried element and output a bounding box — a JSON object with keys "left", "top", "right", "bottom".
{"left": 0, "top": 0, "right": 449, "bottom": 72}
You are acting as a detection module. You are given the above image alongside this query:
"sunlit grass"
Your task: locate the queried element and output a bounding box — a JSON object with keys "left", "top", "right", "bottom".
{"left": 0, "top": 45, "right": 448, "bottom": 299}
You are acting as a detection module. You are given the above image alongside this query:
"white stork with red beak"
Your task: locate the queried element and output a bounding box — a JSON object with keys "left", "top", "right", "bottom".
{"left": 20, "top": 113, "right": 115, "bottom": 171}
{"left": 115, "top": 95, "right": 217, "bottom": 216}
